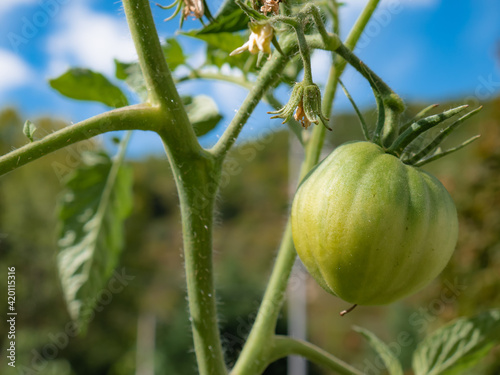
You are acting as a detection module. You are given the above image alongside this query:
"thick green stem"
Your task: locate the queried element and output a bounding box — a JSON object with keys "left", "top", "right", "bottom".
{"left": 159, "top": 135, "right": 227, "bottom": 375}
{"left": 122, "top": 0, "right": 201, "bottom": 155}
{"left": 231, "top": 2, "right": 382, "bottom": 374}
{"left": 270, "top": 336, "right": 363, "bottom": 375}
{"left": 0, "top": 105, "right": 160, "bottom": 177}
{"left": 123, "top": 1, "right": 227, "bottom": 373}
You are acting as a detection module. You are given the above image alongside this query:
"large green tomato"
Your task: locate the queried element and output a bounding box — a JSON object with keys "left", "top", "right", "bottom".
{"left": 291, "top": 141, "right": 458, "bottom": 305}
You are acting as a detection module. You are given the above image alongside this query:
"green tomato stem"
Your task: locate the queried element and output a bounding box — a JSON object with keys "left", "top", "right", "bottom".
{"left": 270, "top": 336, "right": 364, "bottom": 375}
{"left": 158, "top": 130, "right": 228, "bottom": 375}
{"left": 295, "top": 22, "right": 314, "bottom": 85}
{"left": 122, "top": 0, "right": 200, "bottom": 155}
{"left": 123, "top": 1, "right": 227, "bottom": 372}
{"left": 0, "top": 105, "right": 160, "bottom": 177}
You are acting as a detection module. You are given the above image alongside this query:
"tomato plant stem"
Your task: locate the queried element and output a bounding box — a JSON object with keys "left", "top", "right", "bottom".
{"left": 0, "top": 105, "right": 160, "bottom": 177}
{"left": 158, "top": 134, "right": 228, "bottom": 375}
{"left": 270, "top": 336, "right": 364, "bottom": 375}
{"left": 122, "top": 0, "right": 201, "bottom": 155}
{"left": 123, "top": 1, "right": 227, "bottom": 373}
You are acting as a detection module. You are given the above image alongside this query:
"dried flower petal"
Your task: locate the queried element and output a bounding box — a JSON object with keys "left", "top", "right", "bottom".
{"left": 260, "top": 0, "right": 280, "bottom": 15}
{"left": 183, "top": 0, "right": 204, "bottom": 19}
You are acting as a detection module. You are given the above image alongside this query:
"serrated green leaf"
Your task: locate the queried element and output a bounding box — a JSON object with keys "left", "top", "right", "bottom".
{"left": 354, "top": 326, "right": 404, "bottom": 375}
{"left": 23, "top": 120, "right": 36, "bottom": 142}
{"left": 49, "top": 68, "right": 129, "bottom": 108}
{"left": 184, "top": 30, "right": 251, "bottom": 70}
{"left": 198, "top": 0, "right": 249, "bottom": 34}
{"left": 183, "top": 95, "right": 223, "bottom": 136}
{"left": 114, "top": 59, "right": 134, "bottom": 80}
{"left": 122, "top": 63, "right": 148, "bottom": 101}
{"left": 163, "top": 38, "right": 186, "bottom": 71}
{"left": 412, "top": 309, "right": 500, "bottom": 375}
{"left": 57, "top": 142, "right": 133, "bottom": 333}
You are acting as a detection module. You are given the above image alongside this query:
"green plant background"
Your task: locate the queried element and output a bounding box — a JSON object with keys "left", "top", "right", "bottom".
{"left": 0, "top": 96, "right": 498, "bottom": 374}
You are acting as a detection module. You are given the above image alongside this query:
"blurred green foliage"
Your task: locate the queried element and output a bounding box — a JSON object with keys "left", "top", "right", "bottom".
{"left": 0, "top": 98, "right": 498, "bottom": 374}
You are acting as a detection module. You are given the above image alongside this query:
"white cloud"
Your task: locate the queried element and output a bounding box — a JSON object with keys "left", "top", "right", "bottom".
{"left": 0, "top": 49, "right": 32, "bottom": 93}
{"left": 46, "top": 3, "right": 137, "bottom": 77}
{"left": 0, "top": 0, "right": 37, "bottom": 17}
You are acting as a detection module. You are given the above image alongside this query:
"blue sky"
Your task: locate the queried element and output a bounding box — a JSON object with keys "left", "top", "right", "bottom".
{"left": 0, "top": 0, "right": 499, "bottom": 157}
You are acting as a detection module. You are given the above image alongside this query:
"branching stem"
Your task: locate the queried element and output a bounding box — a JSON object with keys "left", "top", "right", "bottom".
{"left": 0, "top": 105, "right": 160, "bottom": 177}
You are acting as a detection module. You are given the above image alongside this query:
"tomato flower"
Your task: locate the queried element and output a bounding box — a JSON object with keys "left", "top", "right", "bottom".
{"left": 268, "top": 82, "right": 330, "bottom": 130}
{"left": 230, "top": 24, "right": 274, "bottom": 59}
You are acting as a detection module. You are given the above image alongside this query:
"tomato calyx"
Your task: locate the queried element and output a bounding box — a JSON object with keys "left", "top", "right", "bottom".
{"left": 350, "top": 97, "right": 482, "bottom": 167}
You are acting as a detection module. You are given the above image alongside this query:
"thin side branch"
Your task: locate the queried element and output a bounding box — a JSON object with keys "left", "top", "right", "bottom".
{"left": 271, "top": 336, "right": 364, "bottom": 375}
{"left": 0, "top": 105, "right": 161, "bottom": 177}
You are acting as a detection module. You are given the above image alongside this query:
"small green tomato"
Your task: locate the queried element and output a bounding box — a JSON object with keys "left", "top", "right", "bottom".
{"left": 291, "top": 141, "right": 458, "bottom": 305}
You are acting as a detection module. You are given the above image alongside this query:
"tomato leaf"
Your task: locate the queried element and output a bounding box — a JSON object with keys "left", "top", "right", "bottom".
{"left": 23, "top": 120, "right": 37, "bottom": 142}
{"left": 354, "top": 326, "right": 404, "bottom": 375}
{"left": 122, "top": 63, "right": 148, "bottom": 101}
{"left": 162, "top": 38, "right": 186, "bottom": 71}
{"left": 197, "top": 0, "right": 249, "bottom": 34}
{"left": 412, "top": 309, "right": 500, "bottom": 375}
{"left": 49, "top": 68, "right": 128, "bottom": 108}
{"left": 114, "top": 59, "right": 135, "bottom": 80}
{"left": 183, "top": 95, "right": 223, "bottom": 136}
{"left": 183, "top": 30, "right": 251, "bottom": 70}
{"left": 57, "top": 147, "right": 133, "bottom": 333}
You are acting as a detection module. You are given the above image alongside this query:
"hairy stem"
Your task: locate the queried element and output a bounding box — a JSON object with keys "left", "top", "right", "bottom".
{"left": 159, "top": 131, "right": 227, "bottom": 375}
{"left": 123, "top": 1, "right": 227, "bottom": 373}
{"left": 270, "top": 336, "right": 363, "bottom": 375}
{"left": 122, "top": 0, "right": 200, "bottom": 154}
{"left": 295, "top": 22, "right": 313, "bottom": 85}
{"left": 0, "top": 105, "right": 160, "bottom": 177}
